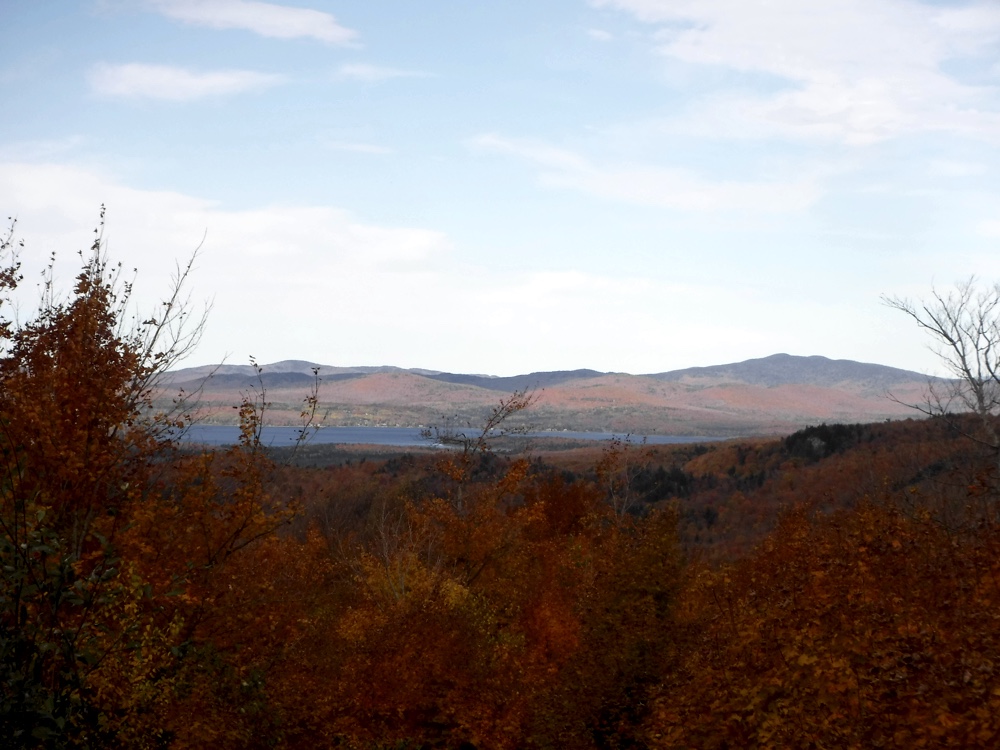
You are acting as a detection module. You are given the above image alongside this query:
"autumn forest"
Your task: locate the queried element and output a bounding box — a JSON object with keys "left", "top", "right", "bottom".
{"left": 5, "top": 223, "right": 1000, "bottom": 749}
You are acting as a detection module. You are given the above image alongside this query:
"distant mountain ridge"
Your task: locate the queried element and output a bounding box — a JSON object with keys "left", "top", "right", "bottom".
{"left": 158, "top": 354, "right": 939, "bottom": 437}
{"left": 648, "top": 353, "right": 934, "bottom": 389}
{"left": 422, "top": 369, "right": 608, "bottom": 392}
{"left": 164, "top": 354, "right": 931, "bottom": 391}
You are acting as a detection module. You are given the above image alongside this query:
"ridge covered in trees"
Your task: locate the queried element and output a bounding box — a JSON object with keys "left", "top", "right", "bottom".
{"left": 157, "top": 354, "right": 932, "bottom": 437}
{"left": 3, "top": 221, "right": 1000, "bottom": 748}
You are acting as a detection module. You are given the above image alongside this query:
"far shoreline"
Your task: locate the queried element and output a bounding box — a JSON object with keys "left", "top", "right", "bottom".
{"left": 177, "top": 424, "right": 725, "bottom": 448}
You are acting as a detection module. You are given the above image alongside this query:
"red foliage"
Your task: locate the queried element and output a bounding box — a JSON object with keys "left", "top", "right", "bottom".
{"left": 6, "top": 218, "right": 1000, "bottom": 748}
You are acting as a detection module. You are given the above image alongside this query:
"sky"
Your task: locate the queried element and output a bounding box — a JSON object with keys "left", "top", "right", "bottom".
{"left": 1, "top": 0, "right": 999, "bottom": 376}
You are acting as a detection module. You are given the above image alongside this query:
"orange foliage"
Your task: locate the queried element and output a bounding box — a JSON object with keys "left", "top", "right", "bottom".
{"left": 7, "top": 216, "right": 1000, "bottom": 749}
{"left": 648, "top": 501, "right": 1000, "bottom": 748}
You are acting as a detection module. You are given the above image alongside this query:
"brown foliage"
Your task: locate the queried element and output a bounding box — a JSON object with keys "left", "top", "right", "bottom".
{"left": 8, "top": 215, "right": 1000, "bottom": 749}
{"left": 648, "top": 501, "right": 1000, "bottom": 748}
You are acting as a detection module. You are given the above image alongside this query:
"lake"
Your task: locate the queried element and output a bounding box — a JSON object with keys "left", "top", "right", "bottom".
{"left": 179, "top": 425, "right": 719, "bottom": 447}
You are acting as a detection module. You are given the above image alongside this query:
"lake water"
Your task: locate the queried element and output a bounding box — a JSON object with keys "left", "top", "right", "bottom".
{"left": 179, "top": 425, "right": 718, "bottom": 448}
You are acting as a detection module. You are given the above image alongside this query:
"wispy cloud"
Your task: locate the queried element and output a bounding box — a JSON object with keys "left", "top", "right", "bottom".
{"left": 469, "top": 133, "right": 819, "bottom": 212}
{"left": 334, "top": 64, "right": 429, "bottom": 83}
{"left": 0, "top": 136, "right": 85, "bottom": 161}
{"left": 592, "top": 0, "right": 1000, "bottom": 145}
{"left": 928, "top": 159, "right": 988, "bottom": 178}
{"left": 587, "top": 28, "right": 614, "bottom": 42}
{"left": 147, "top": 0, "right": 358, "bottom": 44}
{"left": 319, "top": 138, "right": 393, "bottom": 155}
{"left": 89, "top": 63, "right": 283, "bottom": 101}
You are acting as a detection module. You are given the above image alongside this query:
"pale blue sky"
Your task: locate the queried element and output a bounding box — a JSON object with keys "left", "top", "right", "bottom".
{"left": 2, "top": 0, "right": 999, "bottom": 375}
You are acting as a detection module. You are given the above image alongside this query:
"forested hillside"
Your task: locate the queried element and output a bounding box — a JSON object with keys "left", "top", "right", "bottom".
{"left": 159, "top": 354, "right": 932, "bottom": 436}
{"left": 5, "top": 227, "right": 1000, "bottom": 748}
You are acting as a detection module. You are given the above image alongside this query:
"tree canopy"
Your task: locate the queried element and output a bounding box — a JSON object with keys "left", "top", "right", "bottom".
{"left": 3, "top": 218, "right": 1000, "bottom": 748}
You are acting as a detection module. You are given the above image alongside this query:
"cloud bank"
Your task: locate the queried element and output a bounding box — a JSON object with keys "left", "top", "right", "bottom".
{"left": 0, "top": 161, "right": 833, "bottom": 374}
{"left": 593, "top": 0, "right": 1000, "bottom": 145}
{"left": 469, "top": 133, "right": 820, "bottom": 212}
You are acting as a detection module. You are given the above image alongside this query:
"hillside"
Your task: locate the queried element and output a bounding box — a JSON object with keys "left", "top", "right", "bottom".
{"left": 157, "top": 354, "right": 938, "bottom": 436}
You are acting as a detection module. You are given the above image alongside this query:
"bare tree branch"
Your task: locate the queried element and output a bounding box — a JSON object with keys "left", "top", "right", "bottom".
{"left": 883, "top": 277, "right": 1000, "bottom": 468}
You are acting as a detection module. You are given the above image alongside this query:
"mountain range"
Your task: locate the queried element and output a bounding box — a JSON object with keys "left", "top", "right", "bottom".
{"left": 156, "top": 354, "right": 941, "bottom": 437}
